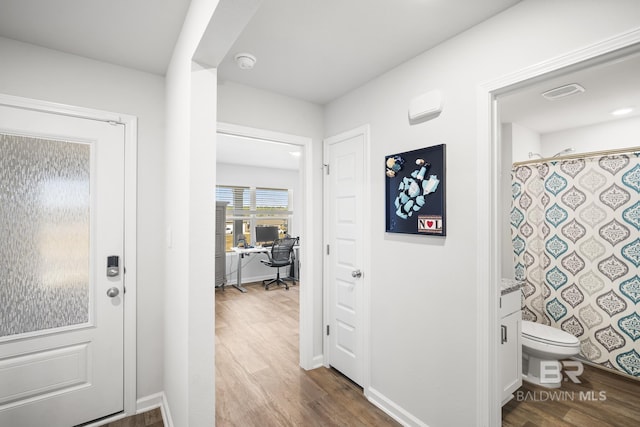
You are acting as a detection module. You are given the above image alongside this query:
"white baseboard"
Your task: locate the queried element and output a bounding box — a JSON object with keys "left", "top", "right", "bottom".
{"left": 239, "top": 274, "right": 272, "bottom": 284}
{"left": 225, "top": 274, "right": 298, "bottom": 287}
{"left": 311, "top": 354, "right": 324, "bottom": 369}
{"left": 366, "top": 387, "right": 429, "bottom": 427}
{"left": 137, "top": 392, "right": 174, "bottom": 427}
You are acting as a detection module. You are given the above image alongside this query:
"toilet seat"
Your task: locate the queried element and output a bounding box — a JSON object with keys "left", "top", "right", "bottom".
{"left": 522, "top": 320, "right": 579, "bottom": 348}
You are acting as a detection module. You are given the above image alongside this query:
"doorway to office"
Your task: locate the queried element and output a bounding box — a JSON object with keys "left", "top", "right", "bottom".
{"left": 215, "top": 121, "right": 316, "bottom": 370}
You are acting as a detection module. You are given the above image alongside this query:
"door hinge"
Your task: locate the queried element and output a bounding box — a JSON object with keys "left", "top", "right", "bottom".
{"left": 326, "top": 325, "right": 330, "bottom": 336}
{"left": 324, "top": 163, "right": 330, "bottom": 174}
{"left": 326, "top": 244, "right": 330, "bottom": 255}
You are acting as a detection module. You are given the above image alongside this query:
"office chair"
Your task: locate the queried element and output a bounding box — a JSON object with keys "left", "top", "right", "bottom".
{"left": 260, "top": 237, "right": 297, "bottom": 290}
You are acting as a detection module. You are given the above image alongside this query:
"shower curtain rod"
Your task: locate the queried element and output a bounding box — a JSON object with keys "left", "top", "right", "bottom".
{"left": 513, "top": 145, "right": 640, "bottom": 167}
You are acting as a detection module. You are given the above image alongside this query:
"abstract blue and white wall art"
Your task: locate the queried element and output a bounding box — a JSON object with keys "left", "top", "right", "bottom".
{"left": 385, "top": 144, "right": 446, "bottom": 236}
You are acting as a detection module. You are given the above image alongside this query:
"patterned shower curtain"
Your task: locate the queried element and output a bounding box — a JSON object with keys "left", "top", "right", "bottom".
{"left": 511, "top": 151, "right": 640, "bottom": 378}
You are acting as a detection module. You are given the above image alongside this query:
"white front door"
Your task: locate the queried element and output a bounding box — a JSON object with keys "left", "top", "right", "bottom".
{"left": 324, "top": 127, "right": 367, "bottom": 387}
{"left": 0, "top": 104, "right": 125, "bottom": 426}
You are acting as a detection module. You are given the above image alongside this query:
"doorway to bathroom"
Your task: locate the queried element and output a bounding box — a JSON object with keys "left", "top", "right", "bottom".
{"left": 477, "top": 32, "right": 640, "bottom": 426}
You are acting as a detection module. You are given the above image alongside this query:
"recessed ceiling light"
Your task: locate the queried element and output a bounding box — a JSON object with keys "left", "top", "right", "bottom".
{"left": 234, "top": 53, "right": 256, "bottom": 70}
{"left": 289, "top": 151, "right": 301, "bottom": 157}
{"left": 611, "top": 107, "right": 634, "bottom": 116}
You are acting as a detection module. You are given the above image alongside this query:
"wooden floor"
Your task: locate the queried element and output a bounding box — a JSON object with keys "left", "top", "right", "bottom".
{"left": 101, "top": 280, "right": 640, "bottom": 427}
{"left": 502, "top": 363, "right": 640, "bottom": 426}
{"left": 100, "top": 408, "right": 163, "bottom": 427}
{"left": 215, "top": 281, "right": 399, "bottom": 427}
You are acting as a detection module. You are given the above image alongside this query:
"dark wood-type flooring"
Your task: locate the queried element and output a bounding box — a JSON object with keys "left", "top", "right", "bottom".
{"left": 215, "top": 281, "right": 399, "bottom": 427}
{"left": 105, "top": 281, "right": 639, "bottom": 427}
{"left": 502, "top": 363, "right": 640, "bottom": 426}
{"left": 100, "top": 407, "right": 163, "bottom": 427}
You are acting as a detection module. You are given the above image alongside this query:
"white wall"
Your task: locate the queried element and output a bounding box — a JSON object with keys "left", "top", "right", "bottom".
{"left": 217, "top": 81, "right": 325, "bottom": 358}
{"left": 217, "top": 162, "right": 300, "bottom": 284}
{"left": 511, "top": 122, "right": 541, "bottom": 163}
{"left": 323, "top": 1, "right": 640, "bottom": 425}
{"left": 164, "top": 1, "right": 219, "bottom": 425}
{"left": 541, "top": 115, "right": 640, "bottom": 155}
{"left": 0, "top": 36, "right": 165, "bottom": 400}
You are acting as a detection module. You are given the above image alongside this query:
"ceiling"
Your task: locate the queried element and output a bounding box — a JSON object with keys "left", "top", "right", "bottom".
{"left": 217, "top": 134, "right": 301, "bottom": 170}
{"left": 216, "top": 0, "right": 521, "bottom": 105}
{"left": 499, "top": 49, "right": 640, "bottom": 135}
{"left": 0, "top": 0, "right": 521, "bottom": 105}
{"left": 0, "top": 0, "right": 520, "bottom": 171}
{"left": 3, "top": 1, "right": 635, "bottom": 145}
{"left": 0, "top": 0, "right": 191, "bottom": 75}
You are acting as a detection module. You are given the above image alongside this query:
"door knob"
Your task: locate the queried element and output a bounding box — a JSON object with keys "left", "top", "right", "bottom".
{"left": 351, "top": 270, "right": 362, "bottom": 278}
{"left": 106, "top": 287, "right": 120, "bottom": 298}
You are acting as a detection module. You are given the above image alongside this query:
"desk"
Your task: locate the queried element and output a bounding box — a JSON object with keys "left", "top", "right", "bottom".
{"left": 231, "top": 246, "right": 299, "bottom": 293}
{"left": 231, "top": 246, "right": 269, "bottom": 292}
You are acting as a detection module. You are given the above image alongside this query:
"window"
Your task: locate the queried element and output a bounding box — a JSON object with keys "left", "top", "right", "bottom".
{"left": 215, "top": 186, "right": 292, "bottom": 251}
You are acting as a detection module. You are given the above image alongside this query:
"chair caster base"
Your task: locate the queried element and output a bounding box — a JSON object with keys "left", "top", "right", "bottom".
{"left": 262, "top": 278, "right": 291, "bottom": 290}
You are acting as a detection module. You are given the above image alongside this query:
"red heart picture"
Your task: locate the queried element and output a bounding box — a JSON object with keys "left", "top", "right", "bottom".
{"left": 427, "top": 221, "right": 434, "bottom": 228}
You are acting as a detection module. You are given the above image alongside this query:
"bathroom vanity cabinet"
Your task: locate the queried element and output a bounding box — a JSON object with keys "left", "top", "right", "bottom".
{"left": 500, "top": 287, "right": 522, "bottom": 405}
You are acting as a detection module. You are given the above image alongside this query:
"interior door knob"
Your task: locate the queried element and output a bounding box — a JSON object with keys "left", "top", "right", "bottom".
{"left": 106, "top": 287, "right": 120, "bottom": 298}
{"left": 352, "top": 270, "right": 362, "bottom": 278}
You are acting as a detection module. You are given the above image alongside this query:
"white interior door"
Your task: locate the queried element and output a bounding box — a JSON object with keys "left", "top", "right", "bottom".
{"left": 0, "top": 104, "right": 125, "bottom": 426}
{"left": 324, "top": 129, "right": 366, "bottom": 387}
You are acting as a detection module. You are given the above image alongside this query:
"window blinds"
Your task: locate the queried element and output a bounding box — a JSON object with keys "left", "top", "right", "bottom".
{"left": 215, "top": 186, "right": 290, "bottom": 214}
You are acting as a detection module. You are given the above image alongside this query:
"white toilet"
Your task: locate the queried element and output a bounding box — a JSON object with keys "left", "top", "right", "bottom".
{"left": 521, "top": 320, "right": 581, "bottom": 388}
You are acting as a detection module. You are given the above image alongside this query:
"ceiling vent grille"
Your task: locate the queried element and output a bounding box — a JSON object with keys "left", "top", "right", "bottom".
{"left": 541, "top": 83, "right": 585, "bottom": 100}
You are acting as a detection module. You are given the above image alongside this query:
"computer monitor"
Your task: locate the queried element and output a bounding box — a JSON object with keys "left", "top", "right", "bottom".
{"left": 255, "top": 226, "right": 279, "bottom": 245}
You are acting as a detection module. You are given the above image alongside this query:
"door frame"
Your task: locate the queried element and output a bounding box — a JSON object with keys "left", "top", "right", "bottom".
{"left": 475, "top": 28, "right": 640, "bottom": 426}
{"left": 0, "top": 93, "right": 138, "bottom": 423}
{"left": 216, "top": 122, "right": 316, "bottom": 369}
{"left": 322, "top": 124, "right": 371, "bottom": 394}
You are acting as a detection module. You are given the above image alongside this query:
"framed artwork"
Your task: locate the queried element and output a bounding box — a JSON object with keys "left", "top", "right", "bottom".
{"left": 385, "top": 144, "right": 446, "bottom": 236}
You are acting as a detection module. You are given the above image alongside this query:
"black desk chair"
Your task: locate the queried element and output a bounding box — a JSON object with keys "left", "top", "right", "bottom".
{"left": 261, "top": 237, "right": 297, "bottom": 290}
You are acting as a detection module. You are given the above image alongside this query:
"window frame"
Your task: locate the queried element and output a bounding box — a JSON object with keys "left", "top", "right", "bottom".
{"left": 216, "top": 185, "right": 293, "bottom": 251}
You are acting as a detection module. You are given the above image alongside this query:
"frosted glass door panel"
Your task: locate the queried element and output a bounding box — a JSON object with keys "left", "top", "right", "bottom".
{"left": 0, "top": 133, "right": 91, "bottom": 338}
